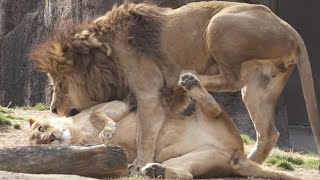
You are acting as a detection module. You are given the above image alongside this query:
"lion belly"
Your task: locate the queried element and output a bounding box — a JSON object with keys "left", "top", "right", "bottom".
{"left": 108, "top": 111, "right": 242, "bottom": 164}
{"left": 162, "top": 2, "right": 297, "bottom": 77}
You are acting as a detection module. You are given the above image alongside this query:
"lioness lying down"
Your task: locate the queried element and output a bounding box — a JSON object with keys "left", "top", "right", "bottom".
{"left": 29, "top": 73, "right": 299, "bottom": 180}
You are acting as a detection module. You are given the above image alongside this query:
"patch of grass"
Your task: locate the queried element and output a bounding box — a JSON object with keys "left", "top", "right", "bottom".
{"left": 0, "top": 106, "right": 13, "bottom": 125}
{"left": 303, "top": 159, "right": 320, "bottom": 170}
{"left": 0, "top": 115, "right": 12, "bottom": 125}
{"left": 16, "top": 103, "right": 49, "bottom": 111}
{"left": 240, "top": 134, "right": 255, "bottom": 145}
{"left": 265, "top": 153, "right": 319, "bottom": 171}
{"left": 275, "top": 154, "right": 304, "bottom": 165}
{"left": 265, "top": 156, "right": 279, "bottom": 165}
{"left": 276, "top": 160, "right": 294, "bottom": 170}
{"left": 0, "top": 106, "right": 26, "bottom": 125}
{"left": 13, "top": 123, "right": 21, "bottom": 129}
{"left": 0, "top": 106, "right": 12, "bottom": 114}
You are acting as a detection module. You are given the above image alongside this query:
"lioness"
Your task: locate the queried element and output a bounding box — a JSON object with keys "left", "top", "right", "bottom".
{"left": 29, "top": 73, "right": 300, "bottom": 180}
{"left": 30, "top": 1, "right": 320, "bottom": 166}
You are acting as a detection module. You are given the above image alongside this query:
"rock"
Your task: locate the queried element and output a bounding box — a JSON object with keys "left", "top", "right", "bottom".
{"left": 0, "top": 170, "right": 98, "bottom": 180}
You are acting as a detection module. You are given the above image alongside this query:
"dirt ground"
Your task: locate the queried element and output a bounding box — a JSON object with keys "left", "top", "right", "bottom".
{"left": 0, "top": 109, "right": 319, "bottom": 179}
{"left": 0, "top": 109, "right": 55, "bottom": 147}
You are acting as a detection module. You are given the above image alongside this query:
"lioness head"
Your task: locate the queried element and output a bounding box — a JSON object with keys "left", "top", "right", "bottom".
{"left": 29, "top": 118, "right": 65, "bottom": 145}
{"left": 30, "top": 25, "right": 128, "bottom": 116}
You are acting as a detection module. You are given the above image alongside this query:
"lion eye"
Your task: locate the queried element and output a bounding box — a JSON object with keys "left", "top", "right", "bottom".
{"left": 38, "top": 126, "right": 45, "bottom": 132}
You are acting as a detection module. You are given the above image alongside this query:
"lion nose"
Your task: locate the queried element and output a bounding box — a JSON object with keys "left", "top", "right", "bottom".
{"left": 49, "top": 133, "right": 57, "bottom": 142}
{"left": 69, "top": 108, "right": 80, "bottom": 116}
{"left": 51, "top": 106, "right": 58, "bottom": 114}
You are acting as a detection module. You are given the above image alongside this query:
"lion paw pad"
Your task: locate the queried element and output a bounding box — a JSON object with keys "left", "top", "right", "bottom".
{"left": 178, "top": 73, "right": 199, "bottom": 90}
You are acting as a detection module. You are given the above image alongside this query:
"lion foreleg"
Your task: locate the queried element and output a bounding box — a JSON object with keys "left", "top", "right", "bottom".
{"left": 135, "top": 96, "right": 166, "bottom": 165}
{"left": 125, "top": 57, "right": 166, "bottom": 167}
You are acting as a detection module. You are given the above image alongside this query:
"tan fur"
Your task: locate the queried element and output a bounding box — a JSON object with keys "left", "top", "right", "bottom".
{"left": 30, "top": 1, "right": 319, "bottom": 165}
{"left": 29, "top": 73, "right": 300, "bottom": 180}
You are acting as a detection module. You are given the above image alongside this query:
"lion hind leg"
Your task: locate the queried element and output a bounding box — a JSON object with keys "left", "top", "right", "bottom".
{"left": 241, "top": 61, "right": 294, "bottom": 163}
{"left": 178, "top": 72, "right": 222, "bottom": 117}
{"left": 231, "top": 152, "right": 301, "bottom": 180}
{"left": 141, "top": 149, "right": 231, "bottom": 179}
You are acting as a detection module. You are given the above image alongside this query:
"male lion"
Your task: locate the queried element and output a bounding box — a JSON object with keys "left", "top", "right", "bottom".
{"left": 29, "top": 73, "right": 300, "bottom": 180}
{"left": 30, "top": 1, "right": 320, "bottom": 166}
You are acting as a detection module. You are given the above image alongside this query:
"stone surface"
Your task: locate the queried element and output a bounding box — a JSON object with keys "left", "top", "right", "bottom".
{"left": 0, "top": 170, "right": 97, "bottom": 180}
{"left": 0, "top": 0, "right": 120, "bottom": 107}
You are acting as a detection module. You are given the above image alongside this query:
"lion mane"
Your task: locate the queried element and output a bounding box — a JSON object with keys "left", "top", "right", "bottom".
{"left": 30, "top": 2, "right": 188, "bottom": 113}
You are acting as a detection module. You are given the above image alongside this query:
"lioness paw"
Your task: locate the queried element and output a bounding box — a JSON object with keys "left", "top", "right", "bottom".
{"left": 99, "top": 122, "right": 116, "bottom": 143}
{"left": 140, "top": 163, "right": 165, "bottom": 179}
{"left": 178, "top": 72, "right": 199, "bottom": 90}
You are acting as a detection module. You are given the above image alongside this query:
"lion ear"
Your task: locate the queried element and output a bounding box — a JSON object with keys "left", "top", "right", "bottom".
{"left": 28, "top": 118, "right": 35, "bottom": 126}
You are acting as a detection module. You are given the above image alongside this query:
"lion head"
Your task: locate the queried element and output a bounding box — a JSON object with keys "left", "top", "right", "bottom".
{"left": 30, "top": 2, "right": 165, "bottom": 116}
{"left": 30, "top": 23, "right": 130, "bottom": 116}
{"left": 28, "top": 118, "right": 65, "bottom": 144}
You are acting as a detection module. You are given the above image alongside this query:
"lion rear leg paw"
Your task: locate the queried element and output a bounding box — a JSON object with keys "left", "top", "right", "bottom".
{"left": 179, "top": 73, "right": 209, "bottom": 100}
{"left": 99, "top": 122, "right": 116, "bottom": 143}
{"left": 178, "top": 72, "right": 200, "bottom": 90}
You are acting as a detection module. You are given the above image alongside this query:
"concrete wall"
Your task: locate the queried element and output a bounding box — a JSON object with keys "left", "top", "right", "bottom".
{"left": 277, "top": 0, "right": 320, "bottom": 125}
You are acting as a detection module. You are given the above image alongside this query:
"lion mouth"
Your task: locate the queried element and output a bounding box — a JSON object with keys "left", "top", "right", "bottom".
{"left": 68, "top": 108, "right": 80, "bottom": 116}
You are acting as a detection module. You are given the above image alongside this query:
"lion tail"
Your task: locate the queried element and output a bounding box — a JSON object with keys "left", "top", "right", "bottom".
{"left": 231, "top": 153, "right": 301, "bottom": 180}
{"left": 295, "top": 33, "right": 320, "bottom": 155}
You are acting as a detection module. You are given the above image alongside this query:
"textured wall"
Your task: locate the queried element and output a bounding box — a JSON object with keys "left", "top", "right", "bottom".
{"left": 0, "top": 0, "right": 119, "bottom": 107}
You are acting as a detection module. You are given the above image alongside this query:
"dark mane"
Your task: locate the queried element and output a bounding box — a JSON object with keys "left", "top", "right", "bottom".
{"left": 94, "top": 2, "right": 168, "bottom": 58}
{"left": 30, "top": 2, "right": 173, "bottom": 108}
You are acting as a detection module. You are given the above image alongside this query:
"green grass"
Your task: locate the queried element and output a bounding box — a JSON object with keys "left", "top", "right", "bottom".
{"left": 0, "top": 115, "right": 12, "bottom": 125}
{"left": 16, "top": 103, "right": 49, "bottom": 111}
{"left": 276, "top": 160, "right": 294, "bottom": 170}
{"left": 13, "top": 123, "right": 21, "bottom": 129}
{"left": 265, "top": 153, "right": 320, "bottom": 171}
{"left": 0, "top": 106, "right": 12, "bottom": 114}
{"left": 0, "top": 107, "right": 13, "bottom": 125}
{"left": 303, "top": 159, "right": 320, "bottom": 170}
{"left": 0, "top": 106, "right": 25, "bottom": 126}
{"left": 240, "top": 134, "right": 255, "bottom": 145}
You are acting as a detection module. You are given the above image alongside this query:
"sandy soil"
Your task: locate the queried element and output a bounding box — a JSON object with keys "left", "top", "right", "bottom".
{"left": 0, "top": 109, "right": 319, "bottom": 179}
{"left": 0, "top": 109, "right": 55, "bottom": 147}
